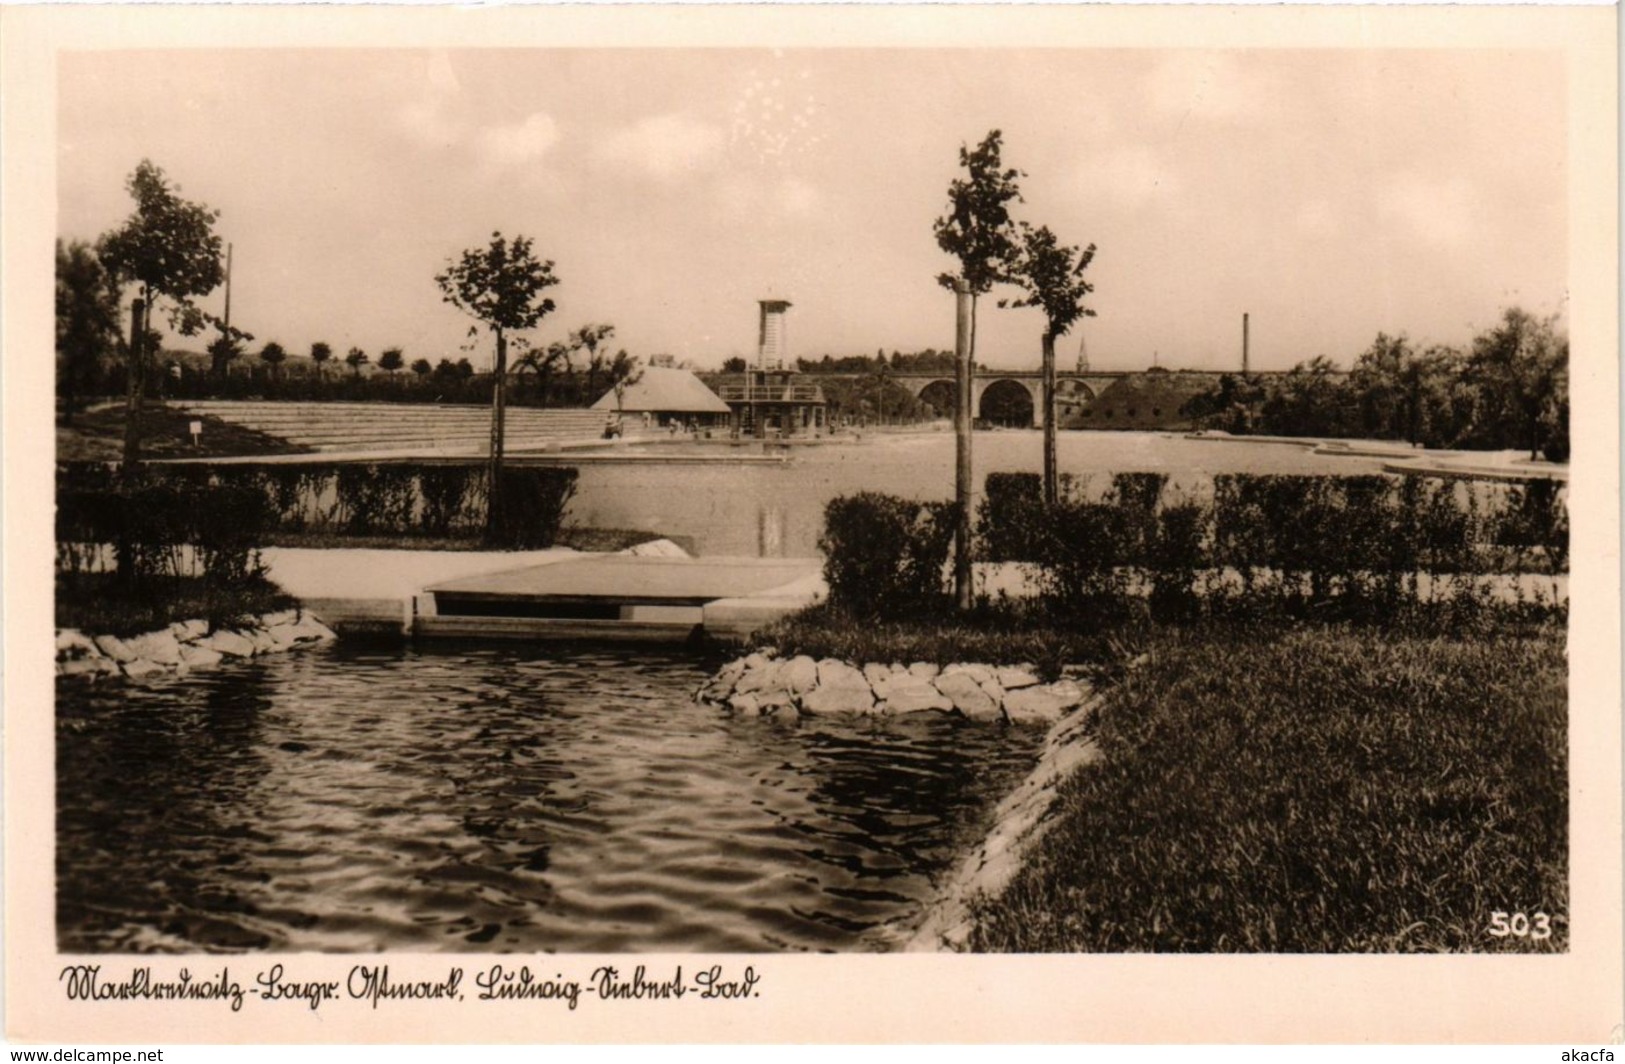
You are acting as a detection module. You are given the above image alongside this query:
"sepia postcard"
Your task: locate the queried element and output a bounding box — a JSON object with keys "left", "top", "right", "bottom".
{"left": 4, "top": 2, "right": 1620, "bottom": 1046}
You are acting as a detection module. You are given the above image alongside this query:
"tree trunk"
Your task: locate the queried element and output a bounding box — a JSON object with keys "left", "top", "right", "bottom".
{"left": 954, "top": 282, "right": 974, "bottom": 611}
{"left": 1042, "top": 330, "right": 1058, "bottom": 505}
{"left": 486, "top": 329, "right": 508, "bottom": 542}
{"left": 121, "top": 295, "right": 147, "bottom": 475}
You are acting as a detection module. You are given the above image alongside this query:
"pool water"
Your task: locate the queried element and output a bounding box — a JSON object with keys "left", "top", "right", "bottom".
{"left": 56, "top": 643, "right": 1041, "bottom": 954}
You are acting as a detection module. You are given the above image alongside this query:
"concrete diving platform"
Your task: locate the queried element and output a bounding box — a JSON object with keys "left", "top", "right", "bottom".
{"left": 416, "top": 555, "right": 824, "bottom": 642}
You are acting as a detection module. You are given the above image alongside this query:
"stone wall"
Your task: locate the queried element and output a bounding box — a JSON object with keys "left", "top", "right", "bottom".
{"left": 56, "top": 609, "right": 337, "bottom": 681}
{"left": 696, "top": 652, "right": 1092, "bottom": 726}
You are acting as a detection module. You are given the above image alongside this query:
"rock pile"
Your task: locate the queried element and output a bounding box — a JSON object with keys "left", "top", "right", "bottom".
{"left": 56, "top": 609, "right": 337, "bottom": 681}
{"left": 696, "top": 652, "right": 1091, "bottom": 726}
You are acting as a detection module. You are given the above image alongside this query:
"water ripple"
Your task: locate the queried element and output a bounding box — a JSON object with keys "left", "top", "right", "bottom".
{"left": 58, "top": 643, "right": 1039, "bottom": 953}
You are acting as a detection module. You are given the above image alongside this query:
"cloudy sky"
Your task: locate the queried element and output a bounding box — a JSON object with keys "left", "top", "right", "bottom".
{"left": 58, "top": 48, "right": 1566, "bottom": 372}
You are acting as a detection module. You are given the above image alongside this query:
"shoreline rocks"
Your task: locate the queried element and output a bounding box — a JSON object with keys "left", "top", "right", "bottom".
{"left": 696, "top": 652, "right": 1090, "bottom": 726}
{"left": 56, "top": 609, "right": 337, "bottom": 682}
{"left": 904, "top": 691, "right": 1108, "bottom": 951}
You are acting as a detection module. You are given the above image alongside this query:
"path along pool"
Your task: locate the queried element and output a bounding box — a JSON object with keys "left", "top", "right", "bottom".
{"left": 57, "top": 643, "right": 1041, "bottom": 953}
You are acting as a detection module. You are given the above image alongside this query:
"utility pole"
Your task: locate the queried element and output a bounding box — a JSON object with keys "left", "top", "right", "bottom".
{"left": 1242, "top": 312, "right": 1250, "bottom": 375}
{"left": 223, "top": 242, "right": 233, "bottom": 334}
{"left": 954, "top": 280, "right": 974, "bottom": 611}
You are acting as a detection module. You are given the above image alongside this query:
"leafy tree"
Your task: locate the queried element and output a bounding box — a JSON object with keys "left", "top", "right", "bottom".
{"left": 435, "top": 232, "right": 561, "bottom": 539}
{"left": 1467, "top": 308, "right": 1567, "bottom": 459}
{"left": 721, "top": 356, "right": 749, "bottom": 373}
{"left": 606, "top": 351, "right": 644, "bottom": 413}
{"left": 311, "top": 341, "right": 333, "bottom": 379}
{"left": 345, "top": 347, "right": 369, "bottom": 376}
{"left": 455, "top": 357, "right": 475, "bottom": 380}
{"left": 514, "top": 339, "right": 573, "bottom": 407}
{"left": 55, "top": 239, "right": 122, "bottom": 424}
{"left": 207, "top": 335, "right": 245, "bottom": 380}
{"left": 1004, "top": 222, "right": 1097, "bottom": 502}
{"left": 572, "top": 323, "right": 617, "bottom": 402}
{"left": 933, "top": 129, "right": 1025, "bottom": 366}
{"left": 1261, "top": 356, "right": 1356, "bottom": 438}
{"left": 378, "top": 347, "right": 405, "bottom": 375}
{"left": 1348, "top": 333, "right": 1418, "bottom": 442}
{"left": 259, "top": 340, "right": 287, "bottom": 381}
{"left": 411, "top": 358, "right": 433, "bottom": 377}
{"left": 97, "top": 159, "right": 226, "bottom": 467}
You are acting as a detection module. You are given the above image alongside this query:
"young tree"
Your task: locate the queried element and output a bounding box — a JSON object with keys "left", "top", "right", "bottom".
{"left": 514, "top": 339, "right": 573, "bottom": 408}
{"left": 311, "top": 341, "right": 333, "bottom": 379}
{"left": 208, "top": 335, "right": 246, "bottom": 382}
{"left": 1005, "top": 223, "right": 1097, "bottom": 502}
{"left": 97, "top": 160, "right": 226, "bottom": 468}
{"left": 378, "top": 347, "right": 405, "bottom": 376}
{"left": 933, "top": 129, "right": 1025, "bottom": 365}
{"left": 345, "top": 347, "right": 369, "bottom": 376}
{"left": 573, "top": 323, "right": 617, "bottom": 404}
{"left": 55, "top": 239, "right": 123, "bottom": 424}
{"left": 259, "top": 340, "right": 287, "bottom": 382}
{"left": 435, "top": 232, "right": 561, "bottom": 539}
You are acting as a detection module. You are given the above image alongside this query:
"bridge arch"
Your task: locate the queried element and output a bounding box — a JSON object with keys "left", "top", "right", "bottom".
{"left": 915, "top": 379, "right": 957, "bottom": 417}
{"left": 977, "top": 378, "right": 1036, "bottom": 427}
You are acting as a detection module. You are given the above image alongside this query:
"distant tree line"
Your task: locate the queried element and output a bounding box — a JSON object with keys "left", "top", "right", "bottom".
{"left": 1182, "top": 308, "right": 1569, "bottom": 462}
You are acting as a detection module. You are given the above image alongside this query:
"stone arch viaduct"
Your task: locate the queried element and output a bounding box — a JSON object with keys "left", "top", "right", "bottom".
{"left": 890, "top": 370, "right": 1127, "bottom": 428}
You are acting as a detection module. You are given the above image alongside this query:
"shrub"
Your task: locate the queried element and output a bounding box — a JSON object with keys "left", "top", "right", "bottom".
{"left": 490, "top": 467, "right": 578, "bottom": 549}
{"left": 191, "top": 481, "right": 272, "bottom": 587}
{"left": 978, "top": 472, "right": 1049, "bottom": 563}
{"left": 819, "top": 492, "right": 958, "bottom": 618}
{"left": 419, "top": 465, "right": 482, "bottom": 537}
{"left": 335, "top": 464, "right": 417, "bottom": 535}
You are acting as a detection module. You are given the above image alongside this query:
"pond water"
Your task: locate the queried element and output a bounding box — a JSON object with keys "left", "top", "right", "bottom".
{"left": 57, "top": 643, "right": 1041, "bottom": 954}
{"left": 567, "top": 430, "right": 1392, "bottom": 556}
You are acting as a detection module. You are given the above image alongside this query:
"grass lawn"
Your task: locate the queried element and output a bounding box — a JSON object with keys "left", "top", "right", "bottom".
{"left": 754, "top": 601, "right": 1147, "bottom": 679}
{"left": 968, "top": 621, "right": 1568, "bottom": 953}
{"left": 56, "top": 573, "right": 300, "bottom": 637}
{"left": 57, "top": 403, "right": 311, "bottom": 461}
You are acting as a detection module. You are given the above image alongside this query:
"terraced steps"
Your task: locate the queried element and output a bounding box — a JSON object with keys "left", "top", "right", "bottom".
{"left": 176, "top": 401, "right": 609, "bottom": 454}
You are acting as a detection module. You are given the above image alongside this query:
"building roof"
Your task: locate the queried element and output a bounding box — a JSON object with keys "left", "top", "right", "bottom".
{"left": 590, "top": 366, "right": 732, "bottom": 414}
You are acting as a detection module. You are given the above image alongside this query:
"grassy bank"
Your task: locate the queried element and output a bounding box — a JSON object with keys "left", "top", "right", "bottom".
{"left": 754, "top": 602, "right": 1148, "bottom": 680}
{"left": 967, "top": 622, "right": 1567, "bottom": 952}
{"left": 57, "top": 403, "right": 311, "bottom": 461}
{"left": 57, "top": 573, "right": 299, "bottom": 637}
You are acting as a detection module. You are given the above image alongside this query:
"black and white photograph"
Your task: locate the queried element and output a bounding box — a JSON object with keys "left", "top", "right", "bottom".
{"left": 5, "top": 2, "right": 1620, "bottom": 1047}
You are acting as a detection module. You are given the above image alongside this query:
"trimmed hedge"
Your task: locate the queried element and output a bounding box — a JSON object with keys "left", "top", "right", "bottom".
{"left": 56, "top": 468, "right": 273, "bottom": 589}
{"left": 971, "top": 471, "right": 1565, "bottom": 622}
{"left": 818, "top": 493, "right": 958, "bottom": 618}
{"left": 57, "top": 462, "right": 577, "bottom": 552}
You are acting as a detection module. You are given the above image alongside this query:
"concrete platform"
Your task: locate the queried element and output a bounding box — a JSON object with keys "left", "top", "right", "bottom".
{"left": 420, "top": 555, "right": 825, "bottom": 642}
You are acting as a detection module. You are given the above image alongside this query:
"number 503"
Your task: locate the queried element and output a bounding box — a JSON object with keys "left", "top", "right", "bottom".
{"left": 1488, "top": 911, "right": 1553, "bottom": 940}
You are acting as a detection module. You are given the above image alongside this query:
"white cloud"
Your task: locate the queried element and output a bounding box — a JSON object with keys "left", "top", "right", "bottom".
{"left": 395, "top": 51, "right": 463, "bottom": 150}
{"left": 1379, "top": 174, "right": 1476, "bottom": 247}
{"left": 595, "top": 113, "right": 726, "bottom": 180}
{"left": 1145, "top": 52, "right": 1274, "bottom": 125}
{"left": 476, "top": 112, "right": 561, "bottom": 169}
{"left": 1076, "top": 146, "right": 1181, "bottom": 210}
